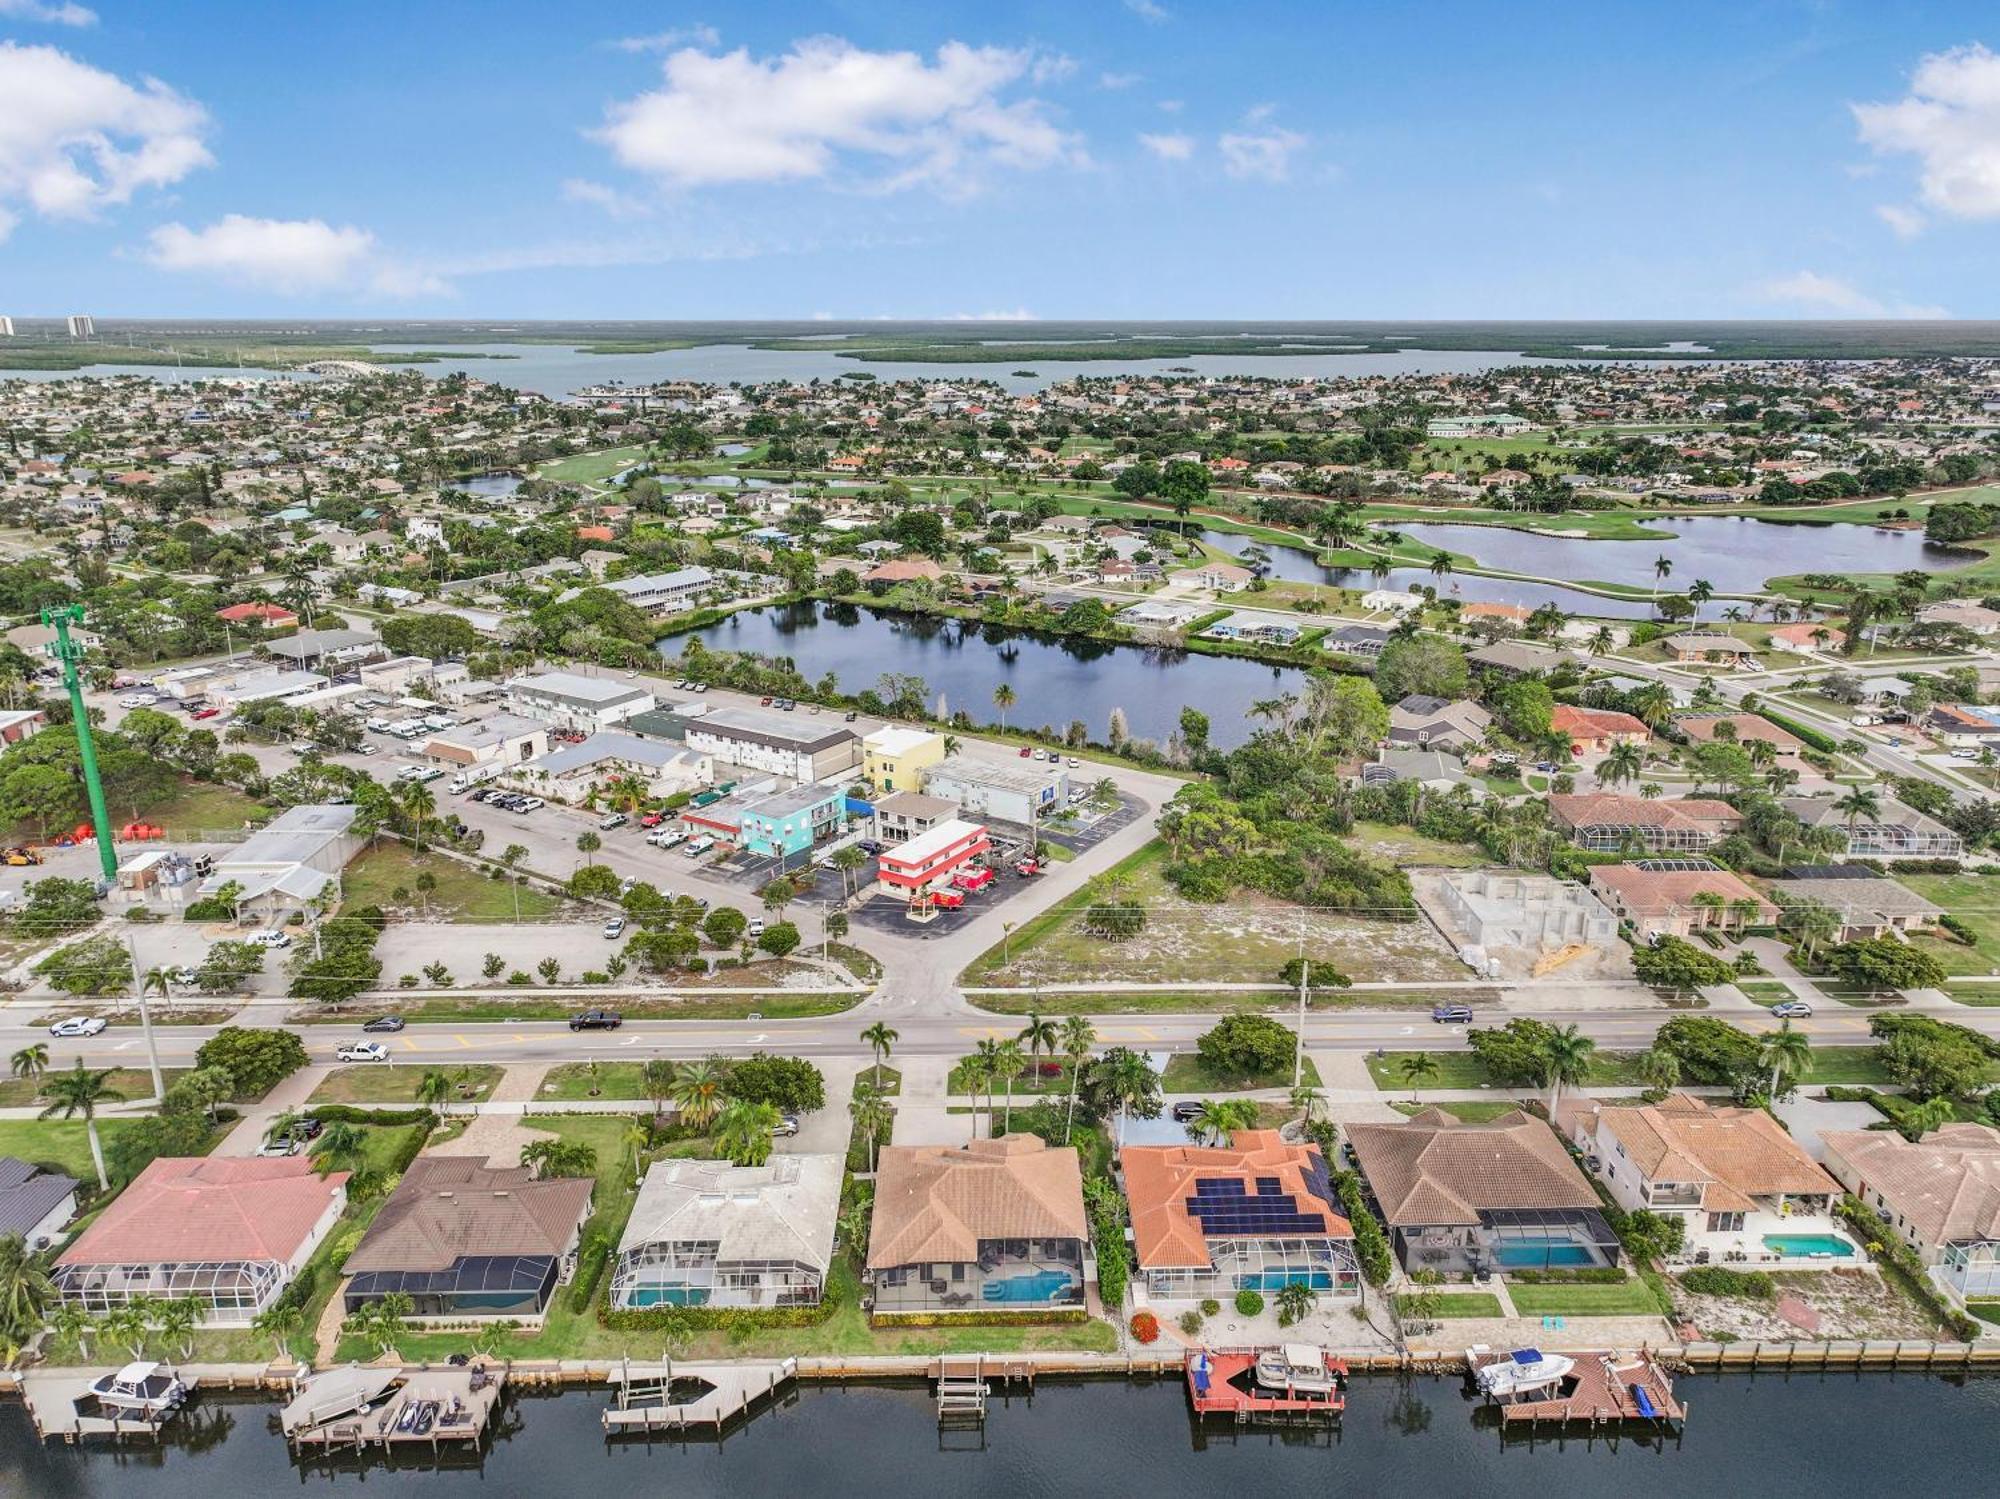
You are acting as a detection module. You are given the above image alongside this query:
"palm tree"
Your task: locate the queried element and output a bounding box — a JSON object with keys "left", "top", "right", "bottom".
{"left": 1289, "top": 1083, "right": 1324, "bottom": 1125}
{"left": 1652, "top": 554, "right": 1673, "bottom": 604}
{"left": 861, "top": 1022, "right": 899, "bottom": 1088}
{"left": 1098, "top": 1047, "right": 1156, "bottom": 1147}
{"left": 959, "top": 1053, "right": 993, "bottom": 1138}
{"left": 1600, "top": 741, "right": 1642, "bottom": 789}
{"left": 414, "top": 1068, "right": 452, "bottom": 1116}
{"left": 992, "top": 682, "right": 1017, "bottom": 731}
{"left": 1902, "top": 1095, "right": 1958, "bottom": 1140}
{"left": 974, "top": 1036, "right": 1007, "bottom": 1133}
{"left": 641, "top": 1059, "right": 677, "bottom": 1117}
{"left": 1189, "top": 1097, "right": 1258, "bottom": 1146}
{"left": 8, "top": 1043, "right": 48, "bottom": 1091}
{"left": 716, "top": 1098, "right": 780, "bottom": 1167}
{"left": 1688, "top": 579, "right": 1714, "bottom": 624}
{"left": 576, "top": 830, "right": 601, "bottom": 866}
{"left": 38, "top": 1062, "right": 120, "bottom": 1190}
{"left": 849, "top": 1082, "right": 894, "bottom": 1172}
{"left": 395, "top": 778, "right": 437, "bottom": 853}
{"left": 830, "top": 844, "right": 869, "bottom": 903}
{"left": 1018, "top": 1011, "right": 1057, "bottom": 1091}
{"left": 1428, "top": 550, "right": 1454, "bottom": 582}
{"left": 1541, "top": 1024, "right": 1597, "bottom": 1116}
{"left": 1758, "top": 1021, "right": 1813, "bottom": 1100}
{"left": 151, "top": 1295, "right": 201, "bottom": 1360}
{"left": 1635, "top": 1046, "right": 1682, "bottom": 1096}
{"left": 990, "top": 1039, "right": 1026, "bottom": 1133}
{"left": 1059, "top": 1015, "right": 1096, "bottom": 1143}
{"left": 1400, "top": 1052, "right": 1440, "bottom": 1100}
{"left": 253, "top": 1301, "right": 305, "bottom": 1362}
{"left": 1833, "top": 786, "right": 1882, "bottom": 836}
{"left": 311, "top": 1122, "right": 368, "bottom": 1178}
{"left": 673, "top": 1061, "right": 726, "bottom": 1132}
{"left": 0, "top": 1233, "right": 52, "bottom": 1345}
{"left": 97, "top": 1302, "right": 152, "bottom": 1361}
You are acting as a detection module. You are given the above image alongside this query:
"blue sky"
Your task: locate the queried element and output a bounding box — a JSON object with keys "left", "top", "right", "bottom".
{"left": 2, "top": 0, "right": 1998, "bottom": 317}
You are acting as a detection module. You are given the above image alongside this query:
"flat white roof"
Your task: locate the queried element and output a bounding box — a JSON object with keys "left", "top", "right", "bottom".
{"left": 880, "top": 816, "right": 986, "bottom": 866}
{"left": 863, "top": 726, "right": 939, "bottom": 757}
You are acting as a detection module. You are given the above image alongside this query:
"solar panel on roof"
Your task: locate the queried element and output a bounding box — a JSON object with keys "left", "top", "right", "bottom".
{"left": 1255, "top": 1176, "right": 1283, "bottom": 1194}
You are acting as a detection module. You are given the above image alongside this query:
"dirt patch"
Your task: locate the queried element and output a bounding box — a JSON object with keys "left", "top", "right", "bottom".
{"left": 1671, "top": 1268, "right": 1947, "bottom": 1341}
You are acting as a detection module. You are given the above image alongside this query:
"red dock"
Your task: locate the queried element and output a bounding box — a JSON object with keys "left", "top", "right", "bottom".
{"left": 1185, "top": 1347, "right": 1347, "bottom": 1423}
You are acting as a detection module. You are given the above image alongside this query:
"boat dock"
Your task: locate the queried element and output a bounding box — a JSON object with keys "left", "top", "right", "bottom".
{"left": 1185, "top": 1347, "right": 1347, "bottom": 1424}
{"left": 1467, "top": 1347, "right": 1684, "bottom": 1431}
{"left": 19, "top": 1368, "right": 200, "bottom": 1443}
{"left": 602, "top": 1357, "right": 797, "bottom": 1434}
{"left": 282, "top": 1363, "right": 505, "bottom": 1454}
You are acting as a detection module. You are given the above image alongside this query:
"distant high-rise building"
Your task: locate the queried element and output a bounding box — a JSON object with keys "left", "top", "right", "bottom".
{"left": 66, "top": 314, "right": 95, "bottom": 339}
{"left": 0, "top": 317, "right": 13, "bottom": 337}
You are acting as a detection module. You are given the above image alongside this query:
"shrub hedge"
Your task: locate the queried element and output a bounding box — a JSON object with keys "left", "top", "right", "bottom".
{"left": 870, "top": 1307, "right": 1090, "bottom": 1328}
{"left": 1678, "top": 1266, "right": 1776, "bottom": 1300}
{"left": 1505, "top": 1267, "right": 1627, "bottom": 1285}
{"left": 1332, "top": 1170, "right": 1393, "bottom": 1287}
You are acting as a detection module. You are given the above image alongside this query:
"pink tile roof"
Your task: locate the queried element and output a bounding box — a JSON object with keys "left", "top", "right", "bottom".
{"left": 58, "top": 1156, "right": 347, "bottom": 1266}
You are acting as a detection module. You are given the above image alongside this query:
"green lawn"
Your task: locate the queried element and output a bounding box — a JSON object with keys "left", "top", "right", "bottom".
{"left": 1365, "top": 1045, "right": 1892, "bottom": 1091}
{"left": 1390, "top": 1100, "right": 1523, "bottom": 1122}
{"left": 0, "top": 1118, "right": 159, "bottom": 1182}
{"left": 538, "top": 1062, "right": 664, "bottom": 1102}
{"left": 110, "top": 777, "right": 267, "bottom": 838}
{"left": 1162, "top": 1053, "right": 1321, "bottom": 1094}
{"left": 535, "top": 445, "right": 648, "bottom": 485}
{"left": 1899, "top": 873, "right": 2000, "bottom": 979}
{"left": 308, "top": 1064, "right": 503, "bottom": 1106}
{"left": 0, "top": 1068, "right": 183, "bottom": 1108}
{"left": 320, "top": 990, "right": 861, "bottom": 1023}
{"left": 947, "top": 1058, "right": 1071, "bottom": 1096}
{"left": 339, "top": 844, "right": 561, "bottom": 922}
{"left": 855, "top": 1065, "right": 901, "bottom": 1097}
{"left": 1398, "top": 1291, "right": 1506, "bottom": 1318}
{"left": 1505, "top": 1279, "right": 1664, "bottom": 1317}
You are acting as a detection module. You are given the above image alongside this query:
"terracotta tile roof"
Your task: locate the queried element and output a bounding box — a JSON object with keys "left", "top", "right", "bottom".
{"left": 1551, "top": 704, "right": 1649, "bottom": 740}
{"left": 1822, "top": 1124, "right": 2000, "bottom": 1246}
{"left": 868, "top": 1135, "right": 1085, "bottom": 1268}
{"left": 58, "top": 1156, "right": 347, "bottom": 1266}
{"left": 1587, "top": 864, "right": 1778, "bottom": 920}
{"left": 344, "top": 1156, "right": 593, "bottom": 1273}
{"left": 1676, "top": 713, "right": 1805, "bottom": 750}
{"left": 1121, "top": 1129, "right": 1349, "bottom": 1269}
{"left": 1344, "top": 1109, "right": 1599, "bottom": 1227}
{"left": 1571, "top": 1095, "right": 1836, "bottom": 1208}
{"left": 1549, "top": 793, "right": 1741, "bottom": 832}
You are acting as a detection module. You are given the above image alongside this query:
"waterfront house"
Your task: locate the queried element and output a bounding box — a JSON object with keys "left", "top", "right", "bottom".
{"left": 1820, "top": 1124, "right": 2000, "bottom": 1302}
{"left": 867, "top": 1135, "right": 1088, "bottom": 1316}
{"left": 1587, "top": 861, "right": 1778, "bottom": 941}
{"left": 1387, "top": 694, "right": 1492, "bottom": 753}
{"left": 1324, "top": 622, "right": 1392, "bottom": 658}
{"left": 1562, "top": 1095, "right": 1853, "bottom": 1265}
{"left": 1550, "top": 703, "right": 1649, "bottom": 756}
{"left": 1362, "top": 747, "right": 1479, "bottom": 795}
{"left": 342, "top": 1156, "right": 593, "bottom": 1323}
{"left": 54, "top": 1157, "right": 347, "bottom": 1326}
{"left": 1769, "top": 866, "right": 1944, "bottom": 942}
{"left": 1918, "top": 601, "right": 2000, "bottom": 636}
{"left": 0, "top": 1156, "right": 78, "bottom": 1250}
{"left": 1184, "top": 560, "right": 1253, "bottom": 593}
{"left": 1121, "top": 1129, "right": 1359, "bottom": 1303}
{"left": 1547, "top": 792, "right": 1742, "bottom": 853}
{"left": 1345, "top": 1108, "right": 1618, "bottom": 1275}
{"left": 613, "top": 1154, "right": 842, "bottom": 1310}
{"left": 1780, "top": 795, "right": 1965, "bottom": 859}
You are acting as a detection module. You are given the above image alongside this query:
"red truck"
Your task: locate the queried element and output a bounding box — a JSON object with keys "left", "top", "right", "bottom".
{"left": 952, "top": 866, "right": 996, "bottom": 893}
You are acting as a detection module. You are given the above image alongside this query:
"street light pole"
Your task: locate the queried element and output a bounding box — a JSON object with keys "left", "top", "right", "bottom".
{"left": 1291, "top": 921, "right": 1309, "bottom": 1092}
{"left": 121, "top": 929, "right": 167, "bottom": 1105}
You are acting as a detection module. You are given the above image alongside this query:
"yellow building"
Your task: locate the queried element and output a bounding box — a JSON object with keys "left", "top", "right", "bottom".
{"left": 863, "top": 726, "right": 946, "bottom": 793}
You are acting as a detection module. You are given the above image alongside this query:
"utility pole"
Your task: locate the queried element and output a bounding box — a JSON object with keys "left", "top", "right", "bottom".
{"left": 44, "top": 605, "right": 117, "bottom": 883}
{"left": 1291, "top": 921, "right": 1309, "bottom": 1091}
{"left": 120, "top": 929, "right": 166, "bottom": 1105}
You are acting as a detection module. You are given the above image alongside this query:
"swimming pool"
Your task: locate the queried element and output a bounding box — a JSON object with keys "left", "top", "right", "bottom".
{"left": 623, "top": 1285, "right": 711, "bottom": 1308}
{"left": 1763, "top": 1234, "right": 1855, "bottom": 1258}
{"left": 1492, "top": 1237, "right": 1600, "bottom": 1269}
{"left": 1236, "top": 1270, "right": 1336, "bottom": 1292}
{"left": 982, "top": 1268, "right": 1076, "bottom": 1304}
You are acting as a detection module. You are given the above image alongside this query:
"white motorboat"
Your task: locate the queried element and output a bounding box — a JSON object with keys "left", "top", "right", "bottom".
{"left": 1474, "top": 1348, "right": 1575, "bottom": 1399}
{"left": 1254, "top": 1344, "right": 1342, "bottom": 1397}
{"left": 89, "top": 1361, "right": 189, "bottom": 1418}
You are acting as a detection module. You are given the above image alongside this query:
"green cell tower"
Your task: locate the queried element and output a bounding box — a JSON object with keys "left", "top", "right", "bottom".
{"left": 42, "top": 605, "right": 118, "bottom": 883}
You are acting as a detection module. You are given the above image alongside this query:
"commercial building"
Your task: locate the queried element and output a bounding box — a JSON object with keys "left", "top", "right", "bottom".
{"left": 343, "top": 1156, "right": 594, "bottom": 1323}
{"left": 921, "top": 759, "right": 1067, "bottom": 828}
{"left": 559, "top": 565, "right": 715, "bottom": 614}
{"left": 419, "top": 713, "right": 547, "bottom": 771}
{"left": 1346, "top": 1109, "right": 1617, "bottom": 1275}
{"left": 511, "top": 733, "right": 710, "bottom": 801}
{"left": 862, "top": 726, "right": 946, "bottom": 793}
{"left": 868, "top": 1136, "right": 1088, "bottom": 1316}
{"left": 683, "top": 706, "right": 861, "bottom": 782}
{"left": 1121, "top": 1130, "right": 1359, "bottom": 1303}
{"left": 205, "top": 668, "right": 329, "bottom": 710}
{"left": 875, "top": 818, "right": 990, "bottom": 893}
{"left": 614, "top": 1154, "right": 842, "bottom": 1311}
{"left": 506, "top": 671, "right": 656, "bottom": 731}
{"left": 871, "top": 790, "right": 956, "bottom": 844}
{"left": 196, "top": 802, "right": 363, "bottom": 914}
{"left": 54, "top": 1157, "right": 348, "bottom": 1326}
{"left": 734, "top": 782, "right": 847, "bottom": 860}
{"left": 263, "top": 626, "right": 381, "bottom": 670}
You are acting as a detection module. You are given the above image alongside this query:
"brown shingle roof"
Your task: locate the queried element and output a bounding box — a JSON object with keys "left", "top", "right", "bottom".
{"left": 1121, "top": 1129, "right": 1350, "bottom": 1269}
{"left": 1344, "top": 1109, "right": 1599, "bottom": 1227}
{"left": 867, "top": 1135, "right": 1085, "bottom": 1269}
{"left": 344, "top": 1156, "right": 593, "bottom": 1273}
{"left": 1822, "top": 1123, "right": 2000, "bottom": 1247}
{"left": 1587, "top": 864, "right": 1778, "bottom": 920}
{"left": 58, "top": 1156, "right": 347, "bottom": 1267}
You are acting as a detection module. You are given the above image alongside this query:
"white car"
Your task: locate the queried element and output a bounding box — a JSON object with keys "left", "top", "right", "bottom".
{"left": 116, "top": 694, "right": 154, "bottom": 709}
{"left": 249, "top": 929, "right": 292, "bottom": 949}
{"left": 167, "top": 966, "right": 199, "bottom": 986}
{"left": 336, "top": 1042, "right": 389, "bottom": 1063}
{"left": 747, "top": 917, "right": 766, "bottom": 937}
{"left": 515, "top": 796, "right": 545, "bottom": 812}
{"left": 48, "top": 1016, "right": 108, "bottom": 1038}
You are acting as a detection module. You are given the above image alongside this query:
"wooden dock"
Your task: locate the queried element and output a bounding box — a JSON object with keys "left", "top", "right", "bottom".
{"left": 1468, "top": 1347, "right": 1684, "bottom": 1430}
{"left": 284, "top": 1364, "right": 505, "bottom": 1454}
{"left": 20, "top": 1369, "right": 200, "bottom": 1444}
{"left": 1185, "top": 1348, "right": 1347, "bottom": 1425}
{"left": 602, "top": 1357, "right": 797, "bottom": 1434}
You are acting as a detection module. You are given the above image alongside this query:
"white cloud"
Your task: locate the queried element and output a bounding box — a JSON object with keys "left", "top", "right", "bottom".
{"left": 1123, "top": 0, "right": 1170, "bottom": 21}
{"left": 1853, "top": 43, "right": 2000, "bottom": 221}
{"left": 1031, "top": 52, "right": 1076, "bottom": 84}
{"left": 947, "top": 308, "right": 1037, "bottom": 320}
{"left": 1218, "top": 126, "right": 1304, "bottom": 181}
{"left": 561, "top": 177, "right": 650, "bottom": 219}
{"left": 1756, "top": 269, "right": 1947, "bottom": 318}
{"left": 610, "top": 24, "right": 719, "bottom": 53}
{"left": 594, "top": 37, "right": 1085, "bottom": 194}
{"left": 1138, "top": 131, "right": 1194, "bottom": 161}
{"left": 1156, "top": 98, "right": 1183, "bottom": 113}
{"left": 146, "top": 214, "right": 446, "bottom": 297}
{"left": 1097, "top": 71, "right": 1140, "bottom": 90}
{"left": 0, "top": 1, "right": 96, "bottom": 25}
{"left": 0, "top": 41, "right": 209, "bottom": 239}
{"left": 1876, "top": 202, "right": 1926, "bottom": 238}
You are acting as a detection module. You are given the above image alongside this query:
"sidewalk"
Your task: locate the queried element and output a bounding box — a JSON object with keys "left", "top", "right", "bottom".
{"left": 215, "top": 1064, "right": 326, "bottom": 1156}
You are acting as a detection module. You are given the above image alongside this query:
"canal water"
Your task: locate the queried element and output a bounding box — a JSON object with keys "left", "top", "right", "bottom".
{"left": 3, "top": 1373, "right": 1993, "bottom": 1497}
{"left": 661, "top": 601, "right": 1304, "bottom": 751}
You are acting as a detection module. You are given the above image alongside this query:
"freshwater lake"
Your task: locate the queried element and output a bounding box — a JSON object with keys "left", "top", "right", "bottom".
{"left": 661, "top": 601, "right": 1304, "bottom": 750}
{"left": 2, "top": 1373, "right": 1993, "bottom": 1498}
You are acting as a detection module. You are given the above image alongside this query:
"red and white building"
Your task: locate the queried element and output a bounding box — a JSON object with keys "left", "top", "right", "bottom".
{"left": 876, "top": 817, "right": 989, "bottom": 892}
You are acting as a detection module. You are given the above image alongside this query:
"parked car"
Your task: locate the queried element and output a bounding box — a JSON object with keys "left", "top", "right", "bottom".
{"left": 771, "top": 1113, "right": 801, "bottom": 1138}
{"left": 361, "top": 1015, "right": 406, "bottom": 1033}
{"left": 516, "top": 797, "right": 545, "bottom": 812}
{"left": 1772, "top": 1000, "right": 1814, "bottom": 1020}
{"left": 599, "top": 812, "right": 629, "bottom": 830}
{"left": 167, "top": 966, "right": 199, "bottom": 987}
{"left": 336, "top": 1042, "right": 389, "bottom": 1063}
{"left": 639, "top": 811, "right": 665, "bottom": 828}
{"left": 1018, "top": 746, "right": 1033, "bottom": 758}
{"left": 856, "top": 839, "right": 883, "bottom": 855}
{"left": 569, "top": 1009, "right": 623, "bottom": 1031}
{"left": 1170, "top": 1101, "right": 1203, "bottom": 1123}
{"left": 843, "top": 710, "right": 857, "bottom": 722}
{"left": 747, "top": 918, "right": 766, "bottom": 937}
{"left": 249, "top": 930, "right": 292, "bottom": 950}
{"left": 257, "top": 1134, "right": 304, "bottom": 1158}
{"left": 48, "top": 1016, "right": 107, "bottom": 1038}
{"left": 1014, "top": 858, "right": 1042, "bottom": 877}
{"left": 1431, "top": 1004, "right": 1475, "bottom": 1024}
{"left": 191, "top": 707, "right": 221, "bottom": 721}
{"left": 603, "top": 916, "right": 627, "bottom": 940}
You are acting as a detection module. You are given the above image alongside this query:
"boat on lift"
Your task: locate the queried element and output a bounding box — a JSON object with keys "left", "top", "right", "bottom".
{"left": 1473, "top": 1347, "right": 1575, "bottom": 1400}
{"left": 88, "top": 1362, "right": 189, "bottom": 1418}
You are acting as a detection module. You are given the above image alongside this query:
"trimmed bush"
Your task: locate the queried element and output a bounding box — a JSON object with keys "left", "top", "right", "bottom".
{"left": 1234, "top": 1289, "right": 1265, "bottom": 1316}
{"left": 1678, "top": 1265, "right": 1776, "bottom": 1300}
{"left": 1129, "top": 1310, "right": 1161, "bottom": 1343}
{"left": 1333, "top": 1170, "right": 1393, "bottom": 1286}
